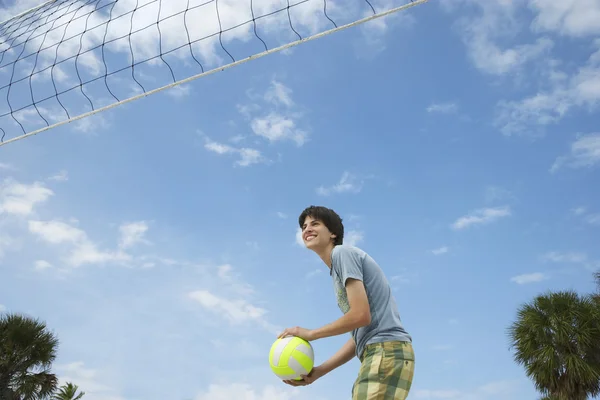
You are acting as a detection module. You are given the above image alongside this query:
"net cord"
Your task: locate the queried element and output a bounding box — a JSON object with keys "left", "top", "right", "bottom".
{"left": 0, "top": 0, "right": 58, "bottom": 27}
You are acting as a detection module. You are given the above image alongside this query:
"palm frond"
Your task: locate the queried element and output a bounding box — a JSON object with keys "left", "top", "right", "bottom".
{"left": 53, "top": 382, "right": 86, "bottom": 400}
{"left": 13, "top": 370, "right": 58, "bottom": 399}
{"left": 508, "top": 290, "right": 600, "bottom": 399}
{"left": 0, "top": 313, "right": 60, "bottom": 399}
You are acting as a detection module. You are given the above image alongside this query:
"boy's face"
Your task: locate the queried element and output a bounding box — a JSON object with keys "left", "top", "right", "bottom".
{"left": 301, "top": 215, "right": 335, "bottom": 251}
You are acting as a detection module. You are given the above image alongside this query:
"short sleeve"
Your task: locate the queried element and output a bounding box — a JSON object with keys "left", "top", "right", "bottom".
{"left": 332, "top": 246, "right": 364, "bottom": 286}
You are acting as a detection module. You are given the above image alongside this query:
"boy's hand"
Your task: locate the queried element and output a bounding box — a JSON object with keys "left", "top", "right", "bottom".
{"left": 277, "top": 326, "right": 316, "bottom": 341}
{"left": 283, "top": 365, "right": 326, "bottom": 386}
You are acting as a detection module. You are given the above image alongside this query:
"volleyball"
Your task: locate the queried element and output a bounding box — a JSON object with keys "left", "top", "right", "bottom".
{"left": 269, "top": 336, "right": 314, "bottom": 380}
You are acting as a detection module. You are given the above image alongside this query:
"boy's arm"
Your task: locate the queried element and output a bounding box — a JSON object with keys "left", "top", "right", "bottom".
{"left": 278, "top": 279, "right": 371, "bottom": 341}
{"left": 310, "top": 278, "right": 371, "bottom": 340}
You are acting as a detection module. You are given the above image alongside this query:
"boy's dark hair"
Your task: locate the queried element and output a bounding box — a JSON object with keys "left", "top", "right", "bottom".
{"left": 298, "top": 205, "right": 344, "bottom": 246}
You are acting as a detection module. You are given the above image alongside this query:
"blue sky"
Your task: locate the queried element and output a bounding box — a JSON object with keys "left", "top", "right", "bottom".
{"left": 1, "top": 0, "right": 599, "bottom": 399}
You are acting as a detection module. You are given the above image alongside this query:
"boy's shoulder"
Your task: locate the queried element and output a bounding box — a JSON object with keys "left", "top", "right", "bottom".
{"left": 332, "top": 244, "right": 366, "bottom": 257}
{"left": 331, "top": 245, "right": 368, "bottom": 273}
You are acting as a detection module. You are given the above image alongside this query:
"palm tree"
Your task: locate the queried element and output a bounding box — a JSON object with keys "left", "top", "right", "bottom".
{"left": 508, "top": 290, "right": 600, "bottom": 400}
{"left": 0, "top": 312, "right": 59, "bottom": 399}
{"left": 53, "top": 382, "right": 85, "bottom": 400}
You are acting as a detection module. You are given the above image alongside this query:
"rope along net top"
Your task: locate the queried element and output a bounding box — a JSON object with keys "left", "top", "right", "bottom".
{"left": 0, "top": 0, "right": 427, "bottom": 147}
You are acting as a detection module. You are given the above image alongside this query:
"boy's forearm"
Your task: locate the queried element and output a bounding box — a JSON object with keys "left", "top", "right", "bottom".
{"left": 320, "top": 337, "right": 357, "bottom": 375}
{"left": 311, "top": 310, "right": 370, "bottom": 341}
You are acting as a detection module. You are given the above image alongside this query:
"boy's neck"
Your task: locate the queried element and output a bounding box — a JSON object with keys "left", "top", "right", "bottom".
{"left": 316, "top": 243, "right": 335, "bottom": 269}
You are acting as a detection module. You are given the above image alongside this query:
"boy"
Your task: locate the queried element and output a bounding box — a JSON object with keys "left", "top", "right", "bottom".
{"left": 278, "top": 205, "right": 415, "bottom": 400}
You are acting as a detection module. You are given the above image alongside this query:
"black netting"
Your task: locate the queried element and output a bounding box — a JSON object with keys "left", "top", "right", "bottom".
{"left": 0, "top": 0, "right": 426, "bottom": 145}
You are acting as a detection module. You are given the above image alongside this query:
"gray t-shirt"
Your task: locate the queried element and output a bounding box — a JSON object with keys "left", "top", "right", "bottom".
{"left": 330, "top": 244, "right": 412, "bottom": 359}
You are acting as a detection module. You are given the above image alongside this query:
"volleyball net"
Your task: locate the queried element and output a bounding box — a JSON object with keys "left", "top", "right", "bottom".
{"left": 0, "top": 0, "right": 428, "bottom": 146}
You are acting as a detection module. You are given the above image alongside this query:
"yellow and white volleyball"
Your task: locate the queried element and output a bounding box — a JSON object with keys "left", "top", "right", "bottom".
{"left": 269, "top": 336, "right": 314, "bottom": 380}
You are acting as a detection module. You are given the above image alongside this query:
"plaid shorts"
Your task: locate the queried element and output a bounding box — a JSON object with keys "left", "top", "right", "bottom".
{"left": 352, "top": 341, "right": 415, "bottom": 400}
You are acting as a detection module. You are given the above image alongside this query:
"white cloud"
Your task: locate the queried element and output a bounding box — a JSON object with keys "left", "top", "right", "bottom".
{"left": 240, "top": 80, "right": 309, "bottom": 147}
{"left": 48, "top": 170, "right": 68, "bottom": 182}
{"left": 542, "top": 251, "right": 588, "bottom": 264}
{"left": 0, "top": 179, "right": 53, "bottom": 216}
{"left": 34, "top": 260, "right": 53, "bottom": 270}
{"left": 72, "top": 114, "right": 110, "bottom": 135}
{"left": 0, "top": 304, "right": 6, "bottom": 312}
{"left": 264, "top": 81, "right": 294, "bottom": 107}
{"left": 251, "top": 112, "right": 307, "bottom": 146}
{"left": 496, "top": 43, "right": 600, "bottom": 135}
{"left": 316, "top": 172, "right": 363, "bottom": 196}
{"left": 427, "top": 102, "right": 458, "bottom": 114}
{"left": 166, "top": 84, "right": 191, "bottom": 99}
{"left": 188, "top": 262, "right": 278, "bottom": 333}
{"left": 529, "top": 0, "right": 600, "bottom": 38}
{"left": 510, "top": 272, "right": 548, "bottom": 284}
{"left": 295, "top": 228, "right": 304, "bottom": 247}
{"left": 444, "top": 0, "right": 552, "bottom": 76}
{"left": 356, "top": 0, "right": 417, "bottom": 58}
{"left": 215, "top": 264, "right": 256, "bottom": 298}
{"left": 118, "top": 221, "right": 150, "bottom": 249}
{"left": 572, "top": 206, "right": 587, "bottom": 215}
{"left": 441, "top": 2, "right": 600, "bottom": 136}
{"left": 431, "top": 246, "right": 449, "bottom": 255}
{"left": 570, "top": 206, "right": 600, "bottom": 226}
{"left": 276, "top": 211, "right": 287, "bottom": 219}
{"left": 202, "top": 135, "right": 266, "bottom": 167}
{"left": 188, "top": 290, "right": 268, "bottom": 325}
{"left": 451, "top": 206, "right": 511, "bottom": 230}
{"left": 194, "top": 383, "right": 300, "bottom": 400}
{"left": 236, "top": 148, "right": 266, "bottom": 167}
{"left": 237, "top": 103, "right": 261, "bottom": 119}
{"left": 541, "top": 251, "right": 599, "bottom": 272}
{"left": 217, "top": 264, "right": 232, "bottom": 280}
{"left": 67, "top": 242, "right": 131, "bottom": 267}
{"left": 204, "top": 140, "right": 234, "bottom": 154}
{"left": 238, "top": 80, "right": 308, "bottom": 146}
{"left": 344, "top": 230, "right": 364, "bottom": 246}
{"left": 28, "top": 219, "right": 131, "bottom": 268}
{"left": 28, "top": 220, "right": 86, "bottom": 244}
{"left": 0, "top": 163, "right": 15, "bottom": 170}
{"left": 585, "top": 214, "right": 600, "bottom": 225}
{"left": 551, "top": 132, "right": 600, "bottom": 172}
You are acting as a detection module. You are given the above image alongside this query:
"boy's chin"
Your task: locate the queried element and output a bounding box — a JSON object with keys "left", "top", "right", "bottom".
{"left": 305, "top": 241, "right": 325, "bottom": 251}
{"left": 304, "top": 241, "right": 317, "bottom": 249}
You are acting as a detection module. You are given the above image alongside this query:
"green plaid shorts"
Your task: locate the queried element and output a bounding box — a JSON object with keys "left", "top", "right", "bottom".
{"left": 352, "top": 341, "right": 415, "bottom": 400}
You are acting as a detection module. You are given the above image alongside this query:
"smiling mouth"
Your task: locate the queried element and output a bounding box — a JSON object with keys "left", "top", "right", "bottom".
{"left": 305, "top": 235, "right": 316, "bottom": 241}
